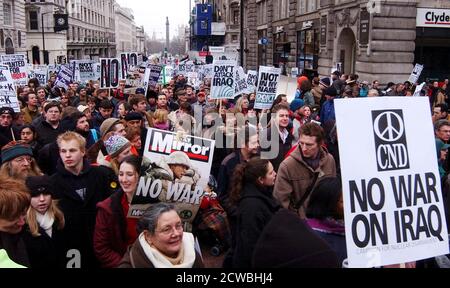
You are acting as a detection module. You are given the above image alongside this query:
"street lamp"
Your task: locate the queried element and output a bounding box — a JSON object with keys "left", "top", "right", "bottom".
{"left": 41, "top": 11, "right": 53, "bottom": 65}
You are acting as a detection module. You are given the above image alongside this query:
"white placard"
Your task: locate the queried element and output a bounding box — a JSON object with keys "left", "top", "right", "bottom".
{"left": 335, "top": 97, "right": 449, "bottom": 268}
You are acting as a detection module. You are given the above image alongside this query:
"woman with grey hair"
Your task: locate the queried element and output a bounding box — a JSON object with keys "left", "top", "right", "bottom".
{"left": 119, "top": 203, "right": 204, "bottom": 268}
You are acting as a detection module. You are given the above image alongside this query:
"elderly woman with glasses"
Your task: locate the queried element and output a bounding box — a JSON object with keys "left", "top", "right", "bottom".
{"left": 119, "top": 203, "right": 204, "bottom": 268}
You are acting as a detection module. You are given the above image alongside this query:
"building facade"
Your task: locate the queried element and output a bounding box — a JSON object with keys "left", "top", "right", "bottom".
{"left": 136, "top": 26, "right": 146, "bottom": 55}
{"left": 67, "top": 0, "right": 116, "bottom": 61}
{"left": 218, "top": 0, "right": 449, "bottom": 85}
{"left": 0, "top": 0, "right": 27, "bottom": 55}
{"left": 114, "top": 4, "right": 135, "bottom": 54}
{"left": 25, "top": 0, "right": 67, "bottom": 64}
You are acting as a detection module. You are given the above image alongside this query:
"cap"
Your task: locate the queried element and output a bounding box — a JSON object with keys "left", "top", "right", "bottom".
{"left": 0, "top": 107, "right": 15, "bottom": 117}
{"left": 1, "top": 142, "right": 33, "bottom": 164}
{"left": 25, "top": 175, "right": 53, "bottom": 197}
{"left": 77, "top": 105, "right": 89, "bottom": 114}
{"left": 135, "top": 88, "right": 145, "bottom": 95}
{"left": 290, "top": 99, "right": 305, "bottom": 112}
{"left": 100, "top": 118, "right": 121, "bottom": 137}
{"left": 324, "top": 87, "right": 338, "bottom": 97}
{"left": 125, "top": 112, "right": 143, "bottom": 122}
{"left": 104, "top": 135, "right": 131, "bottom": 158}
{"left": 166, "top": 151, "right": 191, "bottom": 168}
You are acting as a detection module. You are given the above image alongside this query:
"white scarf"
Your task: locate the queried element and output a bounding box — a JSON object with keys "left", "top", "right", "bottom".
{"left": 36, "top": 211, "right": 54, "bottom": 238}
{"left": 139, "top": 232, "right": 196, "bottom": 268}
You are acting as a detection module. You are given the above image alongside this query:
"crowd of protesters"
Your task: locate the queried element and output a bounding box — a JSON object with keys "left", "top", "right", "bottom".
{"left": 0, "top": 62, "right": 450, "bottom": 269}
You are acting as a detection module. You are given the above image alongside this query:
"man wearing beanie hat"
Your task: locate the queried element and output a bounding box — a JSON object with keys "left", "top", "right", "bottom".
{"left": 0, "top": 141, "right": 42, "bottom": 181}
{"left": 99, "top": 118, "right": 126, "bottom": 139}
{"left": 320, "top": 87, "right": 338, "bottom": 124}
{"left": 0, "top": 107, "right": 20, "bottom": 150}
{"left": 319, "top": 77, "right": 331, "bottom": 89}
{"left": 124, "top": 112, "right": 143, "bottom": 129}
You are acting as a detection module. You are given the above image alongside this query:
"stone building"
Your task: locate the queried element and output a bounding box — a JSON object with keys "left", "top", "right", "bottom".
{"left": 238, "top": 0, "right": 449, "bottom": 84}
{"left": 67, "top": 0, "right": 116, "bottom": 60}
{"left": 0, "top": 0, "right": 27, "bottom": 55}
{"left": 25, "top": 0, "right": 67, "bottom": 64}
{"left": 114, "top": 4, "right": 135, "bottom": 54}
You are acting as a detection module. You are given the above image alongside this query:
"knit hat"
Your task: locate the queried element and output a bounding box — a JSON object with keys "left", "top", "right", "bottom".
{"left": 0, "top": 107, "right": 15, "bottom": 117}
{"left": 319, "top": 77, "right": 331, "bottom": 88}
{"left": 290, "top": 99, "right": 305, "bottom": 112}
{"left": 25, "top": 175, "right": 53, "bottom": 197}
{"left": 324, "top": 87, "right": 338, "bottom": 97}
{"left": 125, "top": 112, "right": 143, "bottom": 122}
{"left": 100, "top": 118, "right": 120, "bottom": 137}
{"left": 104, "top": 135, "right": 131, "bottom": 158}
{"left": 253, "top": 209, "right": 340, "bottom": 268}
{"left": 1, "top": 142, "right": 33, "bottom": 164}
{"left": 166, "top": 151, "right": 191, "bottom": 168}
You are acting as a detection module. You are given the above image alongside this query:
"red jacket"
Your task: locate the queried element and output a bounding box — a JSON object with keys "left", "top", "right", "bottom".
{"left": 93, "top": 191, "right": 137, "bottom": 268}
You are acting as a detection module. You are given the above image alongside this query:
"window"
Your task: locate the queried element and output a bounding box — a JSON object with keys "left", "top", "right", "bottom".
{"left": 18, "top": 31, "right": 21, "bottom": 47}
{"left": 298, "top": 0, "right": 319, "bottom": 14}
{"left": 232, "top": 9, "right": 239, "bottom": 25}
{"left": 3, "top": 2, "right": 12, "bottom": 26}
{"left": 29, "top": 11, "right": 39, "bottom": 30}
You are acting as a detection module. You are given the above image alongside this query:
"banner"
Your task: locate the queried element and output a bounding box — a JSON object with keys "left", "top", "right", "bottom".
{"left": 129, "top": 129, "right": 215, "bottom": 225}
{"left": 254, "top": 66, "right": 281, "bottom": 109}
{"left": 234, "top": 66, "right": 248, "bottom": 97}
{"left": 0, "top": 54, "right": 28, "bottom": 87}
{"left": 100, "top": 58, "right": 120, "bottom": 89}
{"left": 143, "top": 64, "right": 163, "bottom": 96}
{"left": 335, "top": 97, "right": 449, "bottom": 268}
{"left": 210, "top": 60, "right": 236, "bottom": 100}
{"left": 54, "top": 65, "right": 73, "bottom": 91}
{"left": 408, "top": 64, "right": 424, "bottom": 85}
{"left": 244, "top": 70, "right": 258, "bottom": 94}
{"left": 0, "top": 65, "right": 20, "bottom": 112}
{"left": 73, "top": 60, "right": 96, "bottom": 83}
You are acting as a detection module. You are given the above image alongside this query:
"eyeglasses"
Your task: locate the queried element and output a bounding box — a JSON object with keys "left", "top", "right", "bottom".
{"left": 156, "top": 223, "right": 183, "bottom": 236}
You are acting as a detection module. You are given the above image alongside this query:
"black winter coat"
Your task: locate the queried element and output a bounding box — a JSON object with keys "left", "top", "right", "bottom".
{"left": 34, "top": 120, "right": 62, "bottom": 147}
{"left": 232, "top": 183, "right": 280, "bottom": 268}
{"left": 0, "top": 231, "right": 30, "bottom": 267}
{"left": 23, "top": 223, "right": 66, "bottom": 268}
{"left": 50, "top": 160, "right": 112, "bottom": 269}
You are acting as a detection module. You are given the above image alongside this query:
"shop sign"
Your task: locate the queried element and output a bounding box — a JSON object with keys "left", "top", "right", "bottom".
{"left": 417, "top": 8, "right": 450, "bottom": 28}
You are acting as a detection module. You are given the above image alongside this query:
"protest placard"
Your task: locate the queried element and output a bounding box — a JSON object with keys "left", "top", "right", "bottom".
{"left": 0, "top": 54, "right": 28, "bottom": 87}
{"left": 120, "top": 52, "right": 139, "bottom": 80}
{"left": 335, "top": 97, "right": 449, "bottom": 268}
{"left": 129, "top": 129, "right": 215, "bottom": 225}
{"left": 0, "top": 65, "right": 20, "bottom": 112}
{"left": 276, "top": 75, "right": 299, "bottom": 103}
{"left": 30, "top": 65, "right": 48, "bottom": 86}
{"left": 413, "top": 83, "right": 426, "bottom": 97}
{"left": 73, "top": 60, "right": 96, "bottom": 83}
{"left": 100, "top": 58, "right": 120, "bottom": 89}
{"left": 53, "top": 64, "right": 74, "bottom": 91}
{"left": 234, "top": 66, "right": 248, "bottom": 97}
{"left": 254, "top": 66, "right": 281, "bottom": 109}
{"left": 244, "top": 70, "right": 258, "bottom": 94}
{"left": 143, "top": 64, "right": 163, "bottom": 96}
{"left": 210, "top": 60, "right": 236, "bottom": 100}
{"left": 408, "top": 64, "right": 424, "bottom": 85}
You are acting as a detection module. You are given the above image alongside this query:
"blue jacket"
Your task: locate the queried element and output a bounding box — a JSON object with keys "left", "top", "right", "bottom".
{"left": 320, "top": 100, "right": 336, "bottom": 124}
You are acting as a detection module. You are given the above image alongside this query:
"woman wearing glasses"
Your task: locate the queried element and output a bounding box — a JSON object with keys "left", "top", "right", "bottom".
{"left": 119, "top": 203, "right": 204, "bottom": 268}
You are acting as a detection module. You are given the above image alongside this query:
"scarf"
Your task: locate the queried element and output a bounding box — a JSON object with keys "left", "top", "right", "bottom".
{"left": 36, "top": 211, "right": 55, "bottom": 238}
{"left": 139, "top": 232, "right": 196, "bottom": 268}
{"left": 306, "top": 218, "right": 345, "bottom": 236}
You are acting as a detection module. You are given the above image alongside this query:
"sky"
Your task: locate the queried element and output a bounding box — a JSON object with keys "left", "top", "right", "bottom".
{"left": 115, "top": 0, "right": 193, "bottom": 41}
